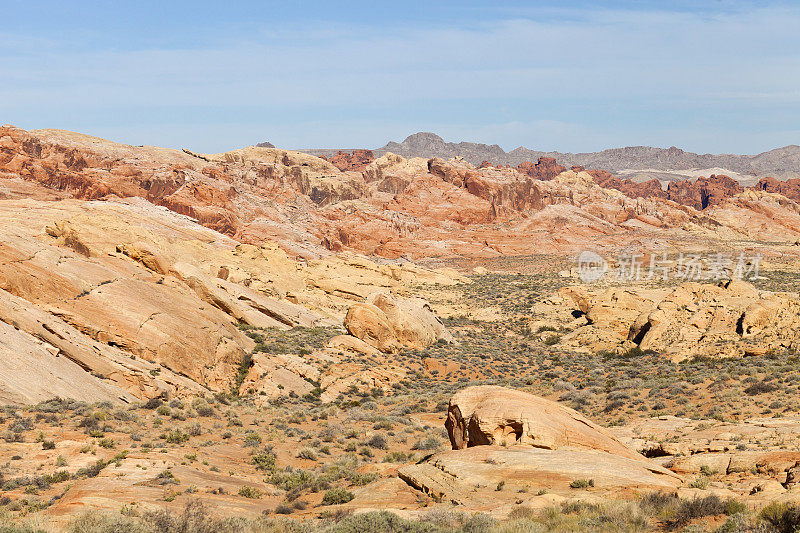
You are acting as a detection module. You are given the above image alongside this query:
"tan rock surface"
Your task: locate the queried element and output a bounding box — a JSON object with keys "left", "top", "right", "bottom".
{"left": 553, "top": 280, "right": 800, "bottom": 359}
{"left": 401, "top": 386, "right": 680, "bottom": 506}
{"left": 0, "top": 195, "right": 458, "bottom": 403}
{"left": 344, "top": 292, "right": 453, "bottom": 353}
{"left": 399, "top": 445, "right": 681, "bottom": 504}
{"left": 445, "top": 385, "right": 642, "bottom": 460}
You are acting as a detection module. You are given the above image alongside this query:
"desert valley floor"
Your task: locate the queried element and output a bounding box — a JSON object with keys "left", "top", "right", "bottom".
{"left": 1, "top": 125, "right": 800, "bottom": 531}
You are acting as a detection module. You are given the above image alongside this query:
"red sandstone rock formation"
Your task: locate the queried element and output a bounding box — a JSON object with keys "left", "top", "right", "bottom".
{"left": 4, "top": 125, "right": 800, "bottom": 260}
{"left": 321, "top": 149, "right": 375, "bottom": 172}
{"left": 478, "top": 157, "right": 567, "bottom": 181}
{"left": 667, "top": 174, "right": 744, "bottom": 210}
{"left": 757, "top": 176, "right": 800, "bottom": 202}
{"left": 579, "top": 167, "right": 668, "bottom": 200}
{"left": 516, "top": 157, "right": 567, "bottom": 181}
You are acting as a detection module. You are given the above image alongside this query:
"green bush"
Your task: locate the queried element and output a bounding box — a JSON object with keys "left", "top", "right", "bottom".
{"left": 251, "top": 449, "right": 276, "bottom": 471}
{"left": 322, "top": 488, "right": 355, "bottom": 505}
{"left": 297, "top": 448, "right": 318, "bottom": 460}
{"left": 237, "top": 486, "right": 261, "bottom": 499}
{"left": 760, "top": 501, "right": 800, "bottom": 533}
{"left": 161, "top": 430, "right": 189, "bottom": 444}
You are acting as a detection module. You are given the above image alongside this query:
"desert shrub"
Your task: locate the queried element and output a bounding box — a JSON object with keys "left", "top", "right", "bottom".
{"left": 275, "top": 503, "right": 293, "bottom": 515}
{"left": 237, "top": 486, "right": 261, "bottom": 499}
{"left": 745, "top": 381, "right": 779, "bottom": 395}
{"left": 760, "top": 501, "right": 800, "bottom": 533}
{"left": 297, "top": 448, "right": 318, "bottom": 461}
{"left": 42, "top": 440, "right": 56, "bottom": 450}
{"left": 268, "top": 468, "right": 316, "bottom": 492}
{"left": 141, "top": 398, "right": 163, "bottom": 410}
{"left": 161, "top": 430, "right": 189, "bottom": 444}
{"left": 669, "top": 494, "right": 728, "bottom": 526}
{"left": 74, "top": 459, "right": 108, "bottom": 479}
{"left": 68, "top": 511, "right": 149, "bottom": 533}
{"left": 569, "top": 479, "right": 594, "bottom": 488}
{"left": 292, "top": 500, "right": 308, "bottom": 510}
{"left": 43, "top": 470, "right": 70, "bottom": 485}
{"left": 689, "top": 475, "right": 710, "bottom": 489}
{"left": 252, "top": 449, "right": 277, "bottom": 471}
{"left": 78, "top": 415, "right": 99, "bottom": 430}
{"left": 319, "top": 426, "right": 341, "bottom": 442}
{"left": 141, "top": 499, "right": 258, "bottom": 533}
{"left": 462, "top": 512, "right": 495, "bottom": 532}
{"left": 411, "top": 435, "right": 441, "bottom": 451}
{"left": 153, "top": 469, "right": 179, "bottom": 486}
{"left": 195, "top": 404, "right": 215, "bottom": 417}
{"left": 543, "top": 335, "right": 561, "bottom": 346}
{"left": 638, "top": 491, "right": 679, "bottom": 515}
{"left": 366, "top": 434, "right": 388, "bottom": 450}
{"left": 243, "top": 432, "right": 262, "bottom": 447}
{"left": 372, "top": 418, "right": 395, "bottom": 431}
{"left": 1, "top": 430, "right": 23, "bottom": 443}
{"left": 716, "top": 512, "right": 761, "bottom": 533}
{"left": 112, "top": 409, "right": 136, "bottom": 421}
{"left": 322, "top": 488, "right": 355, "bottom": 505}
{"left": 383, "top": 451, "right": 414, "bottom": 463}
{"left": 326, "top": 511, "right": 438, "bottom": 533}
{"left": 34, "top": 397, "right": 86, "bottom": 413}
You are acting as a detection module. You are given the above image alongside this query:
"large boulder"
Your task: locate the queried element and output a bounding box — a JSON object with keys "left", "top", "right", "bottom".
{"left": 400, "top": 386, "right": 681, "bottom": 506}
{"left": 445, "top": 385, "right": 641, "bottom": 460}
{"left": 344, "top": 292, "right": 453, "bottom": 353}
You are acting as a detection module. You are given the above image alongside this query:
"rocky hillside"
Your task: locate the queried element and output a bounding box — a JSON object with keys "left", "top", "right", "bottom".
{"left": 5, "top": 124, "right": 800, "bottom": 265}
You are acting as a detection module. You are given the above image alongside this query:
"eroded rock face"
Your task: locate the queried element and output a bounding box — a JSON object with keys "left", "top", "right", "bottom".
{"left": 321, "top": 149, "right": 375, "bottom": 172}
{"left": 552, "top": 280, "right": 800, "bottom": 359}
{"left": 5, "top": 125, "right": 800, "bottom": 261}
{"left": 400, "top": 386, "right": 680, "bottom": 505}
{"left": 587, "top": 168, "right": 668, "bottom": 199}
{"left": 344, "top": 292, "right": 453, "bottom": 353}
{"left": 756, "top": 176, "right": 800, "bottom": 202}
{"left": 667, "top": 174, "right": 744, "bottom": 210}
{"left": 399, "top": 446, "right": 681, "bottom": 505}
{"left": 445, "top": 385, "right": 640, "bottom": 459}
{"left": 0, "top": 196, "right": 461, "bottom": 403}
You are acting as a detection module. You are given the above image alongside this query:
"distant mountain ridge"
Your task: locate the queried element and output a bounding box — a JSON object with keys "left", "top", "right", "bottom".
{"left": 303, "top": 132, "right": 800, "bottom": 179}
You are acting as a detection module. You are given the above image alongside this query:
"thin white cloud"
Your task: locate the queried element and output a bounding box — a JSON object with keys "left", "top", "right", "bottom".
{"left": 0, "top": 4, "right": 798, "bottom": 152}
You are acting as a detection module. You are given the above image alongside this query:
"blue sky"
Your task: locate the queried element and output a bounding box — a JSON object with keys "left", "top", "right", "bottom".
{"left": 2, "top": 1, "right": 799, "bottom": 153}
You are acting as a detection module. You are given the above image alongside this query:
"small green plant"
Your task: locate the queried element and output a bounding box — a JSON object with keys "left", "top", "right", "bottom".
{"left": 297, "top": 448, "right": 318, "bottom": 460}
{"left": 252, "top": 449, "right": 277, "bottom": 471}
{"left": 322, "top": 487, "right": 354, "bottom": 505}
{"left": 569, "top": 479, "right": 594, "bottom": 489}
{"left": 238, "top": 485, "right": 261, "bottom": 499}
{"left": 161, "top": 430, "right": 189, "bottom": 444}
